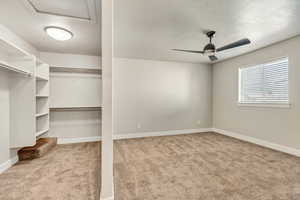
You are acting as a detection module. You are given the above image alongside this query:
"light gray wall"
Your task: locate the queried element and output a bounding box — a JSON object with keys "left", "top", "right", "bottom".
{"left": 213, "top": 36, "right": 300, "bottom": 149}
{"left": 114, "top": 58, "right": 212, "bottom": 135}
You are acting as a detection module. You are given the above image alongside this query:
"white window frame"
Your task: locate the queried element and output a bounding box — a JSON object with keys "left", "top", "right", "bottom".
{"left": 238, "top": 57, "right": 291, "bottom": 108}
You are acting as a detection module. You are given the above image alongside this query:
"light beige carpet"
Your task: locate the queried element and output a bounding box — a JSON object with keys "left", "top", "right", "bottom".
{"left": 0, "top": 142, "right": 100, "bottom": 200}
{"left": 1, "top": 133, "right": 300, "bottom": 200}
{"left": 114, "top": 132, "right": 300, "bottom": 200}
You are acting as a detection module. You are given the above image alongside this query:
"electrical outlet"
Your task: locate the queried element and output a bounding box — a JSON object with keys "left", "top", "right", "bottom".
{"left": 196, "top": 120, "right": 201, "bottom": 125}
{"left": 137, "top": 123, "right": 141, "bottom": 129}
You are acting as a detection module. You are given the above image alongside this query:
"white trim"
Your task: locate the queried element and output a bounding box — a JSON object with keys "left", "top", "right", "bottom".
{"left": 56, "top": 129, "right": 213, "bottom": 144}
{"left": 113, "top": 128, "right": 212, "bottom": 140}
{"left": 212, "top": 128, "right": 300, "bottom": 157}
{"left": 22, "top": 0, "right": 98, "bottom": 23}
{"left": 58, "top": 136, "right": 101, "bottom": 144}
{"left": 0, "top": 156, "right": 19, "bottom": 174}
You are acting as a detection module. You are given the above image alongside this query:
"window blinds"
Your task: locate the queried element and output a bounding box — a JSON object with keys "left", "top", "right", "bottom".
{"left": 239, "top": 57, "right": 289, "bottom": 104}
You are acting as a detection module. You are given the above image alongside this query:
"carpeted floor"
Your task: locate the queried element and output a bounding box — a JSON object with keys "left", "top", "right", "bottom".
{"left": 0, "top": 142, "right": 100, "bottom": 200}
{"left": 1, "top": 133, "right": 300, "bottom": 200}
{"left": 114, "top": 132, "right": 300, "bottom": 200}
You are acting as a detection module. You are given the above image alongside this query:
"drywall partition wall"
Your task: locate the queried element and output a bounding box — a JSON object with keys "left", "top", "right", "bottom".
{"left": 40, "top": 52, "right": 102, "bottom": 140}
{"left": 114, "top": 58, "right": 212, "bottom": 137}
{"left": 101, "top": 0, "right": 114, "bottom": 198}
{"left": 213, "top": 36, "right": 300, "bottom": 150}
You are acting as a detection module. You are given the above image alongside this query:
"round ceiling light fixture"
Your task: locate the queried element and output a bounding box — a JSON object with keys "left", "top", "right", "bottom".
{"left": 45, "top": 26, "right": 73, "bottom": 41}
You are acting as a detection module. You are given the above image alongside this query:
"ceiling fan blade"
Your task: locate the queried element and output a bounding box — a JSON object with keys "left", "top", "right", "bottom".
{"left": 172, "top": 49, "right": 204, "bottom": 54}
{"left": 209, "top": 55, "right": 218, "bottom": 61}
{"left": 216, "top": 38, "right": 251, "bottom": 52}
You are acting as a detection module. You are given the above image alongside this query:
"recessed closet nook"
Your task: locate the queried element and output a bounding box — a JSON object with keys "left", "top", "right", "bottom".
{"left": 0, "top": 1, "right": 103, "bottom": 194}
{"left": 0, "top": 25, "right": 102, "bottom": 156}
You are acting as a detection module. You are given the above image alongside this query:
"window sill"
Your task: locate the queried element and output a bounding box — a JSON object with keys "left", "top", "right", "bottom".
{"left": 238, "top": 103, "right": 291, "bottom": 108}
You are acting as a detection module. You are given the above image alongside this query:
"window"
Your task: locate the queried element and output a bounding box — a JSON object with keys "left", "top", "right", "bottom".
{"left": 239, "top": 57, "right": 289, "bottom": 106}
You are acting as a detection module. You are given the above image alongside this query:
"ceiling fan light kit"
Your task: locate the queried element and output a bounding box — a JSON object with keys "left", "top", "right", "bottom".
{"left": 172, "top": 30, "right": 251, "bottom": 62}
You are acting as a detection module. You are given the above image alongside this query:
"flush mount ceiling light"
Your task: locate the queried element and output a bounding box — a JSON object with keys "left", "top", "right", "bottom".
{"left": 44, "top": 26, "right": 73, "bottom": 41}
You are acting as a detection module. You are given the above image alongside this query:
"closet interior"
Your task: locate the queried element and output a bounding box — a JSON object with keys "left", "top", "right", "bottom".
{"left": 0, "top": 0, "right": 103, "bottom": 199}
{"left": 0, "top": 22, "right": 101, "bottom": 166}
{"left": 0, "top": 34, "right": 49, "bottom": 149}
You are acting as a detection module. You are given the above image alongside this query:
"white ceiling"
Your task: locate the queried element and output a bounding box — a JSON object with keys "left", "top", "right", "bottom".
{"left": 1, "top": 0, "right": 300, "bottom": 62}
{"left": 115, "top": 0, "right": 300, "bottom": 63}
{"left": 0, "top": 0, "right": 100, "bottom": 56}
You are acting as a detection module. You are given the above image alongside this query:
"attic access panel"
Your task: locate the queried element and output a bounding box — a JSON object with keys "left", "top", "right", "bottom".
{"left": 23, "top": 0, "right": 97, "bottom": 23}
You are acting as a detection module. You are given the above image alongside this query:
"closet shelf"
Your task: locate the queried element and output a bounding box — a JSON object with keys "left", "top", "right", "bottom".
{"left": 36, "top": 95, "right": 49, "bottom": 98}
{"left": 36, "top": 75, "right": 48, "bottom": 81}
{"left": 50, "top": 66, "right": 102, "bottom": 75}
{"left": 36, "top": 112, "right": 49, "bottom": 118}
{"left": 0, "top": 60, "right": 32, "bottom": 77}
{"left": 50, "top": 106, "right": 102, "bottom": 112}
{"left": 36, "top": 129, "right": 49, "bottom": 137}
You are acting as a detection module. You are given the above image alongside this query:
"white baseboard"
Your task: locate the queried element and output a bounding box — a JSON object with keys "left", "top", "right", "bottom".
{"left": 56, "top": 129, "right": 212, "bottom": 144}
{"left": 113, "top": 128, "right": 212, "bottom": 140}
{"left": 212, "top": 128, "right": 300, "bottom": 157}
{"left": 100, "top": 196, "right": 114, "bottom": 200}
{"left": 0, "top": 156, "right": 19, "bottom": 174}
{"left": 56, "top": 129, "right": 300, "bottom": 157}
{"left": 58, "top": 136, "right": 101, "bottom": 144}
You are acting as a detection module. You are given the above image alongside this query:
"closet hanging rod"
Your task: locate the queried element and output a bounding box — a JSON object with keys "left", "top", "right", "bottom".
{"left": 50, "top": 66, "right": 102, "bottom": 74}
{"left": 50, "top": 106, "right": 102, "bottom": 112}
{"left": 0, "top": 61, "right": 32, "bottom": 77}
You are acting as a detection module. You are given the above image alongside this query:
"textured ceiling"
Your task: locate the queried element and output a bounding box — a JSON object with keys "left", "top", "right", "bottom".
{"left": 114, "top": 0, "right": 300, "bottom": 63}
{"left": 1, "top": 0, "right": 300, "bottom": 62}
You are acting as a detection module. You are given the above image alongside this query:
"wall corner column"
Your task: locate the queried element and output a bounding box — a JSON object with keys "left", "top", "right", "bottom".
{"left": 100, "top": 0, "right": 114, "bottom": 199}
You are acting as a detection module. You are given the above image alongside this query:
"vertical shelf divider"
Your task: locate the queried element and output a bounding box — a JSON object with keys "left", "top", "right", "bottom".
{"left": 35, "top": 59, "right": 50, "bottom": 138}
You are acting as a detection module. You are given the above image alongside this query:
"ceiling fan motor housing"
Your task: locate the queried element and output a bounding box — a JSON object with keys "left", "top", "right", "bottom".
{"left": 203, "top": 43, "right": 216, "bottom": 55}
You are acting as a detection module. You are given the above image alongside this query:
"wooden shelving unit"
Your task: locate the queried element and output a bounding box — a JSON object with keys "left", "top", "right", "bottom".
{"left": 35, "top": 59, "right": 50, "bottom": 138}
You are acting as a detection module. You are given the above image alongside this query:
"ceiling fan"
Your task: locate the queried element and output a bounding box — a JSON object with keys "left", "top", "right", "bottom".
{"left": 172, "top": 31, "right": 251, "bottom": 62}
